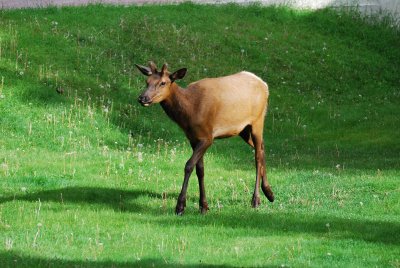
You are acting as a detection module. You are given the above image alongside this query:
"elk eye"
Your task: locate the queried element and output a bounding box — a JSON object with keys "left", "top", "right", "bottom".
{"left": 160, "top": 81, "right": 166, "bottom": 86}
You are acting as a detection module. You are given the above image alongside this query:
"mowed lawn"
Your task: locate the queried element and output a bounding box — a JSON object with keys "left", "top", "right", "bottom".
{"left": 0, "top": 3, "right": 399, "bottom": 267}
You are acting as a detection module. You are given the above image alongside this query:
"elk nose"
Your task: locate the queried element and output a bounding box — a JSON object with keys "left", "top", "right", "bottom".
{"left": 138, "top": 95, "right": 150, "bottom": 105}
{"left": 138, "top": 95, "right": 145, "bottom": 103}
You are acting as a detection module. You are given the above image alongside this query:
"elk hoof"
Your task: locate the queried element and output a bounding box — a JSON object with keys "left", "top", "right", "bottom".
{"left": 200, "top": 203, "right": 209, "bottom": 214}
{"left": 251, "top": 195, "right": 261, "bottom": 208}
{"left": 175, "top": 205, "right": 185, "bottom": 216}
{"left": 266, "top": 188, "right": 274, "bottom": 202}
{"left": 175, "top": 200, "right": 186, "bottom": 216}
{"left": 262, "top": 184, "right": 275, "bottom": 202}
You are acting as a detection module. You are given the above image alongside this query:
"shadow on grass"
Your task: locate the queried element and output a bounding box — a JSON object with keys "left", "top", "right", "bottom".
{"left": 1, "top": 186, "right": 399, "bottom": 246}
{"left": 0, "top": 186, "right": 160, "bottom": 214}
{"left": 0, "top": 251, "right": 234, "bottom": 268}
{"left": 154, "top": 211, "right": 400, "bottom": 246}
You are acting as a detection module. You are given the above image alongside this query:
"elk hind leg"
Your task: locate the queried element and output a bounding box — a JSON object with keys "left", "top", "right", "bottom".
{"left": 251, "top": 123, "right": 274, "bottom": 207}
{"left": 260, "top": 141, "right": 274, "bottom": 202}
{"left": 250, "top": 127, "right": 263, "bottom": 208}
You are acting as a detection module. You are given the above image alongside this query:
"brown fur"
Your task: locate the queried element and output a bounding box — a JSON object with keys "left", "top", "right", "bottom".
{"left": 136, "top": 62, "right": 274, "bottom": 215}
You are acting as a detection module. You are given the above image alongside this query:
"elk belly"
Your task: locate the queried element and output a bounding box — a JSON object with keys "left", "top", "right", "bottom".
{"left": 212, "top": 123, "right": 248, "bottom": 139}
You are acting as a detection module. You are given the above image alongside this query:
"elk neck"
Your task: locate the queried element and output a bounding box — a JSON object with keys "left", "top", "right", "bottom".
{"left": 160, "top": 82, "right": 192, "bottom": 133}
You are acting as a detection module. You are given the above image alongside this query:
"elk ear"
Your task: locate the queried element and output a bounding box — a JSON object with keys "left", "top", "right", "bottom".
{"left": 169, "top": 68, "right": 187, "bottom": 82}
{"left": 135, "top": 64, "right": 152, "bottom": 76}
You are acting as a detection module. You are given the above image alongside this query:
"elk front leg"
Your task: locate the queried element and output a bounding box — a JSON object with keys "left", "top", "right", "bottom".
{"left": 176, "top": 139, "right": 211, "bottom": 215}
{"left": 196, "top": 157, "right": 209, "bottom": 214}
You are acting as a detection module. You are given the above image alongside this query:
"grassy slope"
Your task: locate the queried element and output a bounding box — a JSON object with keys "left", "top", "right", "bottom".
{"left": 0, "top": 3, "right": 399, "bottom": 267}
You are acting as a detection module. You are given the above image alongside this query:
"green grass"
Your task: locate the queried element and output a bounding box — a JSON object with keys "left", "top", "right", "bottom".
{"left": 0, "top": 3, "right": 399, "bottom": 267}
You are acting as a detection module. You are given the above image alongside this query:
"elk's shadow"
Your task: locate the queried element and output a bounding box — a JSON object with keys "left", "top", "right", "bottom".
{"left": 2, "top": 186, "right": 398, "bottom": 246}
{"left": 0, "top": 186, "right": 162, "bottom": 214}
{"left": 0, "top": 251, "right": 239, "bottom": 268}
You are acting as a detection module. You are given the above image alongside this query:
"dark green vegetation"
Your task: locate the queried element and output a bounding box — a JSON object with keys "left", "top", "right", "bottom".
{"left": 0, "top": 3, "right": 399, "bottom": 267}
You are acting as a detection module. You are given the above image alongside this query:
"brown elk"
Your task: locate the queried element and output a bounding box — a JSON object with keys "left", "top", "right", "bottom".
{"left": 135, "top": 62, "right": 274, "bottom": 215}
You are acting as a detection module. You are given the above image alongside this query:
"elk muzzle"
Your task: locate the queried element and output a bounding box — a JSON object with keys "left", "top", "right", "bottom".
{"left": 138, "top": 94, "right": 152, "bottom": 107}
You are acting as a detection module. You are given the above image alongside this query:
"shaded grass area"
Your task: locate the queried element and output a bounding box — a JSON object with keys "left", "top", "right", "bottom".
{"left": 0, "top": 186, "right": 399, "bottom": 267}
{"left": 1, "top": 186, "right": 399, "bottom": 245}
{"left": 0, "top": 3, "right": 399, "bottom": 267}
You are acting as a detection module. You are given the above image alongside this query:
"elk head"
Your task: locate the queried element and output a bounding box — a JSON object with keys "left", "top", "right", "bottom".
{"left": 135, "top": 62, "right": 187, "bottom": 106}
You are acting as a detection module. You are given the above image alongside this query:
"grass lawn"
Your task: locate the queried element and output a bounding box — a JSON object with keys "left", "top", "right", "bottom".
{"left": 0, "top": 3, "right": 399, "bottom": 267}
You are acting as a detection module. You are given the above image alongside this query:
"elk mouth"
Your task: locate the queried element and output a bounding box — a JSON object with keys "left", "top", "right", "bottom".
{"left": 141, "top": 101, "right": 152, "bottom": 107}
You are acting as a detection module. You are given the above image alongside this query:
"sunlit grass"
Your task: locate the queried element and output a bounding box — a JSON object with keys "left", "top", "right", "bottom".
{"left": 0, "top": 3, "right": 399, "bottom": 267}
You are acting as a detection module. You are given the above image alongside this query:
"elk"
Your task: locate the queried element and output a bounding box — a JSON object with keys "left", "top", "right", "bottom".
{"left": 135, "top": 62, "right": 274, "bottom": 215}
